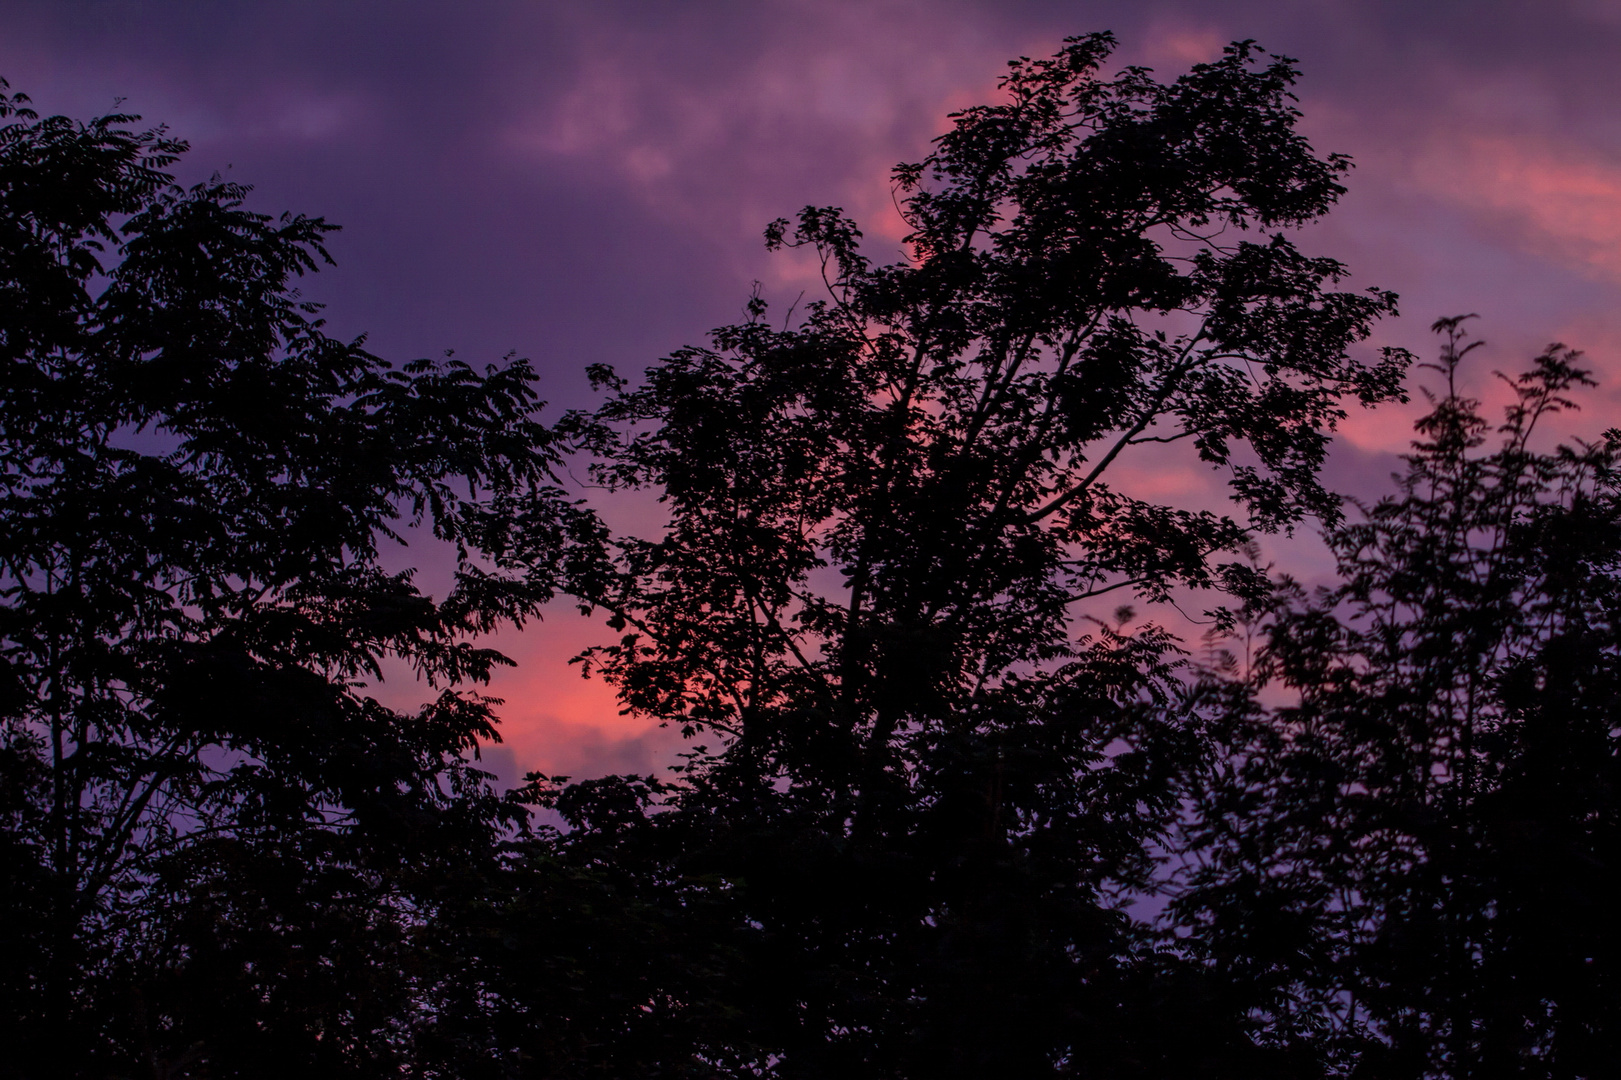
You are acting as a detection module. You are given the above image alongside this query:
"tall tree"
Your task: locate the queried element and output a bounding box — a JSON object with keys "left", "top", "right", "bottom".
{"left": 0, "top": 80, "right": 568, "bottom": 1076}
{"left": 535, "top": 33, "right": 1412, "bottom": 1077}
{"left": 1174, "top": 318, "right": 1621, "bottom": 1078}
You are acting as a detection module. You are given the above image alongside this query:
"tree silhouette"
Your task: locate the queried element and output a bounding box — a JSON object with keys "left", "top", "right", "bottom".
{"left": 17, "top": 31, "right": 1613, "bottom": 1080}
{"left": 1175, "top": 318, "right": 1621, "bottom": 1077}
{"left": 0, "top": 81, "right": 568, "bottom": 1075}
{"left": 528, "top": 33, "right": 1411, "bottom": 1077}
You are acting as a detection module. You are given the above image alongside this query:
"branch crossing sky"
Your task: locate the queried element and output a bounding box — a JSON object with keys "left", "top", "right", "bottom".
{"left": 8, "top": 0, "right": 1621, "bottom": 781}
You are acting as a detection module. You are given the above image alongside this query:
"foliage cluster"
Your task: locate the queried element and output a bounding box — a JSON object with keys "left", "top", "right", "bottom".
{"left": 0, "top": 76, "right": 569, "bottom": 1074}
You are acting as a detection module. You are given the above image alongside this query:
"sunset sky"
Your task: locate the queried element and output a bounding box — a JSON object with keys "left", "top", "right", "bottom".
{"left": 7, "top": 0, "right": 1621, "bottom": 783}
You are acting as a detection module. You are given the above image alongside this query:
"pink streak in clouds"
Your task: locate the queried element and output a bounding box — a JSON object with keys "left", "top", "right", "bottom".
{"left": 1414, "top": 135, "right": 1621, "bottom": 285}
{"left": 480, "top": 614, "right": 689, "bottom": 784}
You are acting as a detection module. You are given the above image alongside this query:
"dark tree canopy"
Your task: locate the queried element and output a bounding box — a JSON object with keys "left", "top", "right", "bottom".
{"left": 1173, "top": 318, "right": 1621, "bottom": 1078}
{"left": 566, "top": 34, "right": 1408, "bottom": 753}
{"left": 0, "top": 79, "right": 568, "bottom": 1075}
{"left": 527, "top": 33, "right": 1411, "bottom": 1078}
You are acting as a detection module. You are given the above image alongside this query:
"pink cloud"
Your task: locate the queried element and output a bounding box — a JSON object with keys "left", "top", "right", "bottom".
{"left": 481, "top": 608, "right": 673, "bottom": 780}
{"left": 1408, "top": 134, "right": 1621, "bottom": 282}
{"left": 1138, "top": 20, "right": 1226, "bottom": 66}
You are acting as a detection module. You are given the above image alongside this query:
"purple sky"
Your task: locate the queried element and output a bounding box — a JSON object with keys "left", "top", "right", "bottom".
{"left": 10, "top": 0, "right": 1621, "bottom": 781}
